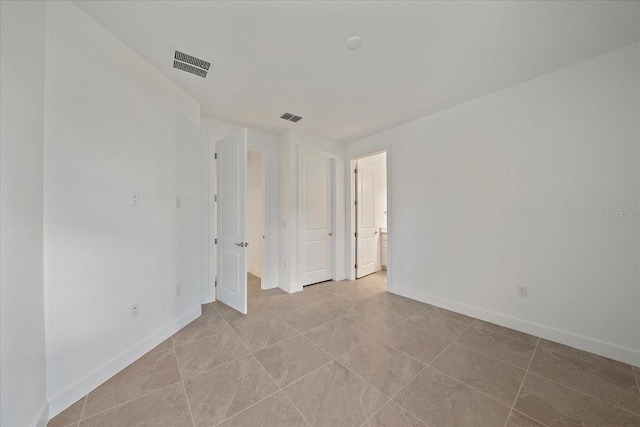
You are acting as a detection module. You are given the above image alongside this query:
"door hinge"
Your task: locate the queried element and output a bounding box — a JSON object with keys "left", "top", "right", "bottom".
{"left": 214, "top": 153, "right": 218, "bottom": 159}
{"left": 214, "top": 238, "right": 217, "bottom": 245}
{"left": 354, "top": 168, "right": 358, "bottom": 173}
{"left": 354, "top": 232, "right": 357, "bottom": 237}
{"left": 214, "top": 194, "right": 217, "bottom": 202}
{"left": 355, "top": 264, "right": 358, "bottom": 269}
{"left": 215, "top": 278, "right": 218, "bottom": 287}
{"left": 354, "top": 200, "right": 358, "bottom": 206}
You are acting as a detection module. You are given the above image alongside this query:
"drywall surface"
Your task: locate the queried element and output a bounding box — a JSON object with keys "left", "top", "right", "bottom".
{"left": 347, "top": 44, "right": 640, "bottom": 365}
{"left": 200, "top": 117, "right": 281, "bottom": 290}
{"left": 43, "top": 1, "right": 201, "bottom": 416}
{"left": 0, "top": 1, "right": 49, "bottom": 426}
{"left": 248, "top": 151, "right": 265, "bottom": 277}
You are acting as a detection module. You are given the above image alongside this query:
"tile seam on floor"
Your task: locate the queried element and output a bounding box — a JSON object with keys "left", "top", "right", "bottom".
{"left": 273, "top": 306, "right": 333, "bottom": 334}
{"left": 216, "top": 305, "right": 316, "bottom": 427}
{"left": 172, "top": 327, "right": 239, "bottom": 352}
{"left": 79, "top": 348, "right": 182, "bottom": 421}
{"left": 77, "top": 394, "right": 88, "bottom": 425}
{"left": 247, "top": 351, "right": 315, "bottom": 427}
{"left": 298, "top": 330, "right": 341, "bottom": 362}
{"left": 634, "top": 367, "right": 640, "bottom": 395}
{"left": 450, "top": 341, "right": 534, "bottom": 372}
{"left": 503, "top": 337, "right": 541, "bottom": 427}
{"left": 525, "top": 370, "right": 640, "bottom": 418}
{"left": 173, "top": 346, "right": 197, "bottom": 427}
{"left": 359, "top": 363, "right": 430, "bottom": 427}
{"left": 451, "top": 319, "right": 538, "bottom": 371}
{"left": 171, "top": 324, "right": 231, "bottom": 348}
{"left": 471, "top": 322, "right": 539, "bottom": 346}
{"left": 176, "top": 339, "right": 255, "bottom": 382}
{"left": 210, "top": 306, "right": 285, "bottom": 427}
{"left": 211, "top": 389, "right": 283, "bottom": 427}
{"left": 535, "top": 343, "right": 637, "bottom": 380}
{"left": 535, "top": 340, "right": 637, "bottom": 376}
{"left": 333, "top": 356, "right": 392, "bottom": 405}
{"left": 373, "top": 319, "right": 475, "bottom": 426}
{"left": 78, "top": 380, "right": 182, "bottom": 423}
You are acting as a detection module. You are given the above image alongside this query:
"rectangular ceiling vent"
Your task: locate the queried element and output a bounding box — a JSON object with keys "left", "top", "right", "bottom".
{"left": 280, "top": 112, "right": 303, "bottom": 122}
{"left": 172, "top": 49, "right": 210, "bottom": 78}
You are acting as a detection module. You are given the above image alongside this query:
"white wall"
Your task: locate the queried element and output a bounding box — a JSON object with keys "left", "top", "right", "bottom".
{"left": 43, "top": 1, "right": 202, "bottom": 416}
{"left": 346, "top": 43, "right": 640, "bottom": 365}
{"left": 0, "top": 2, "right": 49, "bottom": 426}
{"left": 279, "top": 130, "right": 346, "bottom": 292}
{"left": 200, "top": 117, "right": 281, "bottom": 290}
{"left": 248, "top": 150, "right": 265, "bottom": 277}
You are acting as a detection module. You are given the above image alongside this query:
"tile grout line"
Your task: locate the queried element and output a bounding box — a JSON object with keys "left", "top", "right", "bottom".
{"left": 451, "top": 340, "right": 535, "bottom": 372}
{"left": 526, "top": 370, "right": 640, "bottom": 418}
{"left": 211, "top": 305, "right": 284, "bottom": 426}
{"left": 172, "top": 347, "right": 196, "bottom": 427}
{"left": 223, "top": 307, "right": 318, "bottom": 426}
{"left": 76, "top": 380, "right": 183, "bottom": 423}
{"left": 503, "top": 338, "right": 541, "bottom": 427}
{"left": 359, "top": 318, "right": 477, "bottom": 427}
{"left": 76, "top": 346, "right": 180, "bottom": 422}
{"left": 214, "top": 303, "right": 318, "bottom": 427}
{"left": 76, "top": 394, "right": 88, "bottom": 425}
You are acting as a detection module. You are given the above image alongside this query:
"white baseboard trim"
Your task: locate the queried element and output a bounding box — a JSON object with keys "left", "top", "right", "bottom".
{"left": 47, "top": 306, "right": 202, "bottom": 419}
{"left": 31, "top": 400, "right": 49, "bottom": 427}
{"left": 390, "top": 284, "right": 640, "bottom": 367}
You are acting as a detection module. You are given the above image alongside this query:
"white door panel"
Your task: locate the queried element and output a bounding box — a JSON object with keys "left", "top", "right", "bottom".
{"left": 356, "top": 162, "right": 379, "bottom": 278}
{"left": 300, "top": 153, "right": 333, "bottom": 286}
{"left": 217, "top": 129, "right": 247, "bottom": 314}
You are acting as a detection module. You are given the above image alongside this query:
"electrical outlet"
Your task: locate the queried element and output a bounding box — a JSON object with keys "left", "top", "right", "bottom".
{"left": 517, "top": 286, "right": 528, "bottom": 297}
{"left": 131, "top": 303, "right": 139, "bottom": 318}
{"left": 130, "top": 192, "right": 139, "bottom": 206}
{"left": 175, "top": 197, "right": 181, "bottom": 209}
{"left": 176, "top": 285, "right": 181, "bottom": 297}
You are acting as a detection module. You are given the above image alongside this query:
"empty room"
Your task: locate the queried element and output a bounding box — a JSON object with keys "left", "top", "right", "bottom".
{"left": 1, "top": 1, "right": 639, "bottom": 426}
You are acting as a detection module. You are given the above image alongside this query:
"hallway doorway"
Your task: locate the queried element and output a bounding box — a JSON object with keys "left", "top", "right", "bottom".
{"left": 352, "top": 151, "right": 388, "bottom": 282}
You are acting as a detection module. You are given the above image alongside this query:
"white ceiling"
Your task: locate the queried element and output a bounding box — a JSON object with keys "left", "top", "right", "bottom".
{"left": 74, "top": 1, "right": 640, "bottom": 143}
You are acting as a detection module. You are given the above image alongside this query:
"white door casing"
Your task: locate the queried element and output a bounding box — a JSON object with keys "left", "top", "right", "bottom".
{"left": 216, "top": 129, "right": 248, "bottom": 314}
{"left": 356, "top": 160, "right": 379, "bottom": 278}
{"left": 300, "top": 153, "right": 333, "bottom": 286}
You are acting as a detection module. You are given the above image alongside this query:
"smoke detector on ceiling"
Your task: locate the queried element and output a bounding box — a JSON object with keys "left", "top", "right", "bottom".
{"left": 280, "top": 112, "right": 303, "bottom": 122}
{"left": 171, "top": 47, "right": 211, "bottom": 78}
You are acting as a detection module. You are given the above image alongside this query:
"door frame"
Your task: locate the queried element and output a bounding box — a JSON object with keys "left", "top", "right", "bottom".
{"left": 349, "top": 150, "right": 389, "bottom": 281}
{"left": 296, "top": 146, "right": 344, "bottom": 288}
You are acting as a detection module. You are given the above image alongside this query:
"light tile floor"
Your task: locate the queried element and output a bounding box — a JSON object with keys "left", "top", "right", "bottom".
{"left": 49, "top": 271, "right": 640, "bottom": 427}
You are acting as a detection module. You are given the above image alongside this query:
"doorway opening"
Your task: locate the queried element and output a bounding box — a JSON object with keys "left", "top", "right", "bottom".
{"left": 352, "top": 151, "right": 388, "bottom": 289}
{"left": 247, "top": 149, "right": 265, "bottom": 302}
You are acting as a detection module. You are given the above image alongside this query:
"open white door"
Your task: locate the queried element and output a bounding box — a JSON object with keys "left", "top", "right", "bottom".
{"left": 300, "top": 153, "right": 333, "bottom": 286}
{"left": 217, "top": 129, "right": 248, "bottom": 314}
{"left": 356, "top": 160, "right": 378, "bottom": 278}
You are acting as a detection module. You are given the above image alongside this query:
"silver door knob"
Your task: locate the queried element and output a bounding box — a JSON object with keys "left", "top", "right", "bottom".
{"left": 328, "top": 233, "right": 333, "bottom": 236}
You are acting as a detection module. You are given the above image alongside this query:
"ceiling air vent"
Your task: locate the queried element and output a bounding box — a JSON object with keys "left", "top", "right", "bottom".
{"left": 172, "top": 49, "right": 211, "bottom": 78}
{"left": 280, "top": 113, "right": 303, "bottom": 122}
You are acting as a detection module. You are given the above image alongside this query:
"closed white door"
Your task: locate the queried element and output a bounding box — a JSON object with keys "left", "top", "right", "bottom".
{"left": 356, "top": 160, "right": 379, "bottom": 278}
{"left": 217, "top": 129, "right": 247, "bottom": 314}
{"left": 300, "top": 153, "right": 333, "bottom": 286}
